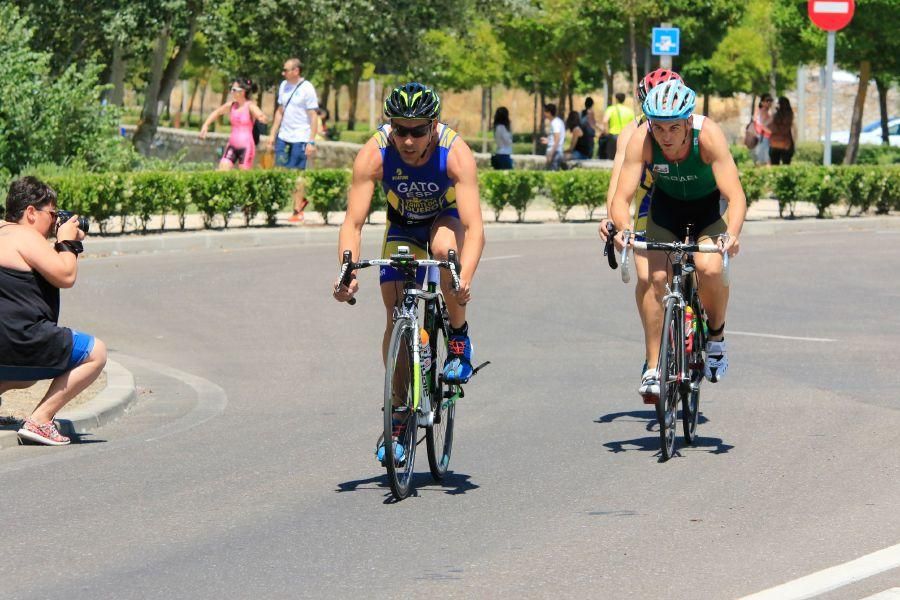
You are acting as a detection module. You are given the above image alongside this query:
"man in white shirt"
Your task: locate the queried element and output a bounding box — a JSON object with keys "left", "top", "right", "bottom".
{"left": 540, "top": 103, "right": 566, "bottom": 171}
{"left": 267, "top": 57, "right": 319, "bottom": 222}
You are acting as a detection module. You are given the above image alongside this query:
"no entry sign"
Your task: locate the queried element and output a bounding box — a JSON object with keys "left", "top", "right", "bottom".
{"left": 808, "top": 0, "right": 855, "bottom": 31}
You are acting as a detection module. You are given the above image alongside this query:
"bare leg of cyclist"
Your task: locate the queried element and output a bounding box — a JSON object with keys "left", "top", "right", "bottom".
{"left": 645, "top": 251, "right": 672, "bottom": 369}
{"left": 694, "top": 251, "right": 728, "bottom": 340}
{"left": 429, "top": 216, "right": 466, "bottom": 329}
{"left": 633, "top": 250, "right": 659, "bottom": 366}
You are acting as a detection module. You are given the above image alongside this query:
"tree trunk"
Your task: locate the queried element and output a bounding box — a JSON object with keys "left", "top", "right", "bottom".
{"left": 320, "top": 77, "right": 332, "bottom": 119}
{"left": 481, "top": 86, "right": 489, "bottom": 154}
{"left": 843, "top": 60, "right": 871, "bottom": 165}
{"left": 533, "top": 82, "right": 539, "bottom": 155}
{"left": 604, "top": 61, "right": 614, "bottom": 106}
{"left": 108, "top": 41, "right": 127, "bottom": 106}
{"left": 133, "top": 26, "right": 172, "bottom": 156}
{"left": 875, "top": 76, "right": 890, "bottom": 145}
{"left": 769, "top": 49, "right": 778, "bottom": 99}
{"left": 629, "top": 17, "right": 638, "bottom": 107}
{"left": 186, "top": 78, "right": 200, "bottom": 127}
{"left": 199, "top": 80, "right": 208, "bottom": 124}
{"left": 703, "top": 93, "right": 710, "bottom": 117}
{"left": 347, "top": 64, "right": 363, "bottom": 131}
{"left": 334, "top": 84, "right": 340, "bottom": 125}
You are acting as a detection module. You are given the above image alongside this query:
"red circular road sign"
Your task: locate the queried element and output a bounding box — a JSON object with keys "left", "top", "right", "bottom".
{"left": 808, "top": 0, "right": 855, "bottom": 31}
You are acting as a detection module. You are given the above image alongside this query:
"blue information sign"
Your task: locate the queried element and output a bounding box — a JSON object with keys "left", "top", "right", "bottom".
{"left": 652, "top": 27, "right": 680, "bottom": 56}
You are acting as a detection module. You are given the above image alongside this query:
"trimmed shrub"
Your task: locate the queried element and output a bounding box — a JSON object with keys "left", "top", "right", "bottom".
{"left": 303, "top": 169, "right": 350, "bottom": 225}
{"left": 545, "top": 170, "right": 610, "bottom": 221}
{"left": 480, "top": 171, "right": 541, "bottom": 222}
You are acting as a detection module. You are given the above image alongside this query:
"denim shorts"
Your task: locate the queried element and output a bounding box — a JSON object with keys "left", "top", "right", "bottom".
{"left": 0, "top": 330, "right": 95, "bottom": 381}
{"left": 275, "top": 138, "right": 308, "bottom": 169}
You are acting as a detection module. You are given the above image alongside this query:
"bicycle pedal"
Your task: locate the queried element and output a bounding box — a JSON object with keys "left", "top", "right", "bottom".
{"left": 472, "top": 360, "right": 491, "bottom": 375}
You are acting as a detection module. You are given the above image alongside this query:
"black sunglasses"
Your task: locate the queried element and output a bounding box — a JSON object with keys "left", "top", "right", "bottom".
{"left": 392, "top": 122, "right": 432, "bottom": 138}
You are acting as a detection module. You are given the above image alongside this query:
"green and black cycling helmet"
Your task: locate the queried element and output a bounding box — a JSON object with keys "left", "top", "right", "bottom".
{"left": 384, "top": 82, "right": 441, "bottom": 121}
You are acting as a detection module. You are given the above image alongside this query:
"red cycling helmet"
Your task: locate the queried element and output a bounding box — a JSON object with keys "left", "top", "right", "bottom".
{"left": 638, "top": 69, "right": 683, "bottom": 103}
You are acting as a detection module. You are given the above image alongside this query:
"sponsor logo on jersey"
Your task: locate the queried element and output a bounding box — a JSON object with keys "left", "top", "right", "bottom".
{"left": 653, "top": 164, "right": 669, "bottom": 174}
{"left": 396, "top": 181, "right": 441, "bottom": 198}
{"left": 392, "top": 168, "right": 409, "bottom": 181}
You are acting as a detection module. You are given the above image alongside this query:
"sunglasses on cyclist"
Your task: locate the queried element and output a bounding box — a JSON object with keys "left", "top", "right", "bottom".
{"left": 391, "top": 121, "right": 432, "bottom": 138}
{"left": 231, "top": 87, "right": 244, "bottom": 92}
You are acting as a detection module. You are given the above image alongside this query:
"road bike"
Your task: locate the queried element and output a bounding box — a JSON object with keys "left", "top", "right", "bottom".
{"left": 337, "top": 247, "right": 485, "bottom": 500}
{"left": 604, "top": 225, "right": 729, "bottom": 460}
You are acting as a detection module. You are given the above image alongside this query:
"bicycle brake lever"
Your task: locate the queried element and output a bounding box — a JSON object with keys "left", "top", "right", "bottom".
{"left": 338, "top": 250, "right": 357, "bottom": 306}
{"left": 603, "top": 222, "right": 618, "bottom": 270}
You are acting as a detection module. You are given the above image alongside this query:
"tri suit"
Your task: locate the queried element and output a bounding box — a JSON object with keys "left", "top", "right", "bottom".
{"left": 645, "top": 115, "right": 727, "bottom": 242}
{"left": 374, "top": 123, "right": 460, "bottom": 283}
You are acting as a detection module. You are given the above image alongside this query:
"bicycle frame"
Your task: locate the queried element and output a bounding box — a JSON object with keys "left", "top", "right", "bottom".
{"left": 337, "top": 248, "right": 463, "bottom": 422}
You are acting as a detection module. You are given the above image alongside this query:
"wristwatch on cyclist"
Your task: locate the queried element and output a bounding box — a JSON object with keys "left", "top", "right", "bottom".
{"left": 54, "top": 240, "right": 84, "bottom": 256}
{"left": 308, "top": 141, "right": 316, "bottom": 146}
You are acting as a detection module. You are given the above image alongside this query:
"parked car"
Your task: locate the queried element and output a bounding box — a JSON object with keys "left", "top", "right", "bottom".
{"left": 825, "top": 117, "right": 900, "bottom": 146}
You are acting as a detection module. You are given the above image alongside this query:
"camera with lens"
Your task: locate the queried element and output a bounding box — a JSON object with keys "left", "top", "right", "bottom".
{"left": 56, "top": 210, "right": 90, "bottom": 234}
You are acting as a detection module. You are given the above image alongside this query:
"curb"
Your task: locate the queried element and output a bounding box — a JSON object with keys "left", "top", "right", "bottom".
{"left": 0, "top": 358, "right": 137, "bottom": 450}
{"left": 83, "top": 216, "right": 900, "bottom": 258}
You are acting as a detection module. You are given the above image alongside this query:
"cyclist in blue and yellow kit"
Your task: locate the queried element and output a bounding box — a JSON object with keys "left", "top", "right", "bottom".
{"left": 333, "top": 83, "right": 484, "bottom": 456}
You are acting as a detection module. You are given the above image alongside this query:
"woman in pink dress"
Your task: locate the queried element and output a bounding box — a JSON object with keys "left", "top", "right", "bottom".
{"left": 200, "top": 78, "right": 267, "bottom": 170}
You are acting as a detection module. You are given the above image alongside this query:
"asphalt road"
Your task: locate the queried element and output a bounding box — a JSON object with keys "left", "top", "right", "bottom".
{"left": 0, "top": 227, "right": 898, "bottom": 599}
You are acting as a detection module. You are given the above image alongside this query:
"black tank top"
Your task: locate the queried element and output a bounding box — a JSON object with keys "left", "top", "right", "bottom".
{"left": 575, "top": 126, "right": 594, "bottom": 157}
{"left": 0, "top": 265, "right": 72, "bottom": 369}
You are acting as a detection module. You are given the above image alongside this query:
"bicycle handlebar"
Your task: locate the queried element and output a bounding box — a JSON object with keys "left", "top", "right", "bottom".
{"left": 606, "top": 228, "right": 730, "bottom": 287}
{"left": 335, "top": 249, "right": 461, "bottom": 307}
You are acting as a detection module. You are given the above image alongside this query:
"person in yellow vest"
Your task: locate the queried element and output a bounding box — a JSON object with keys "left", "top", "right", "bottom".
{"left": 600, "top": 93, "right": 635, "bottom": 159}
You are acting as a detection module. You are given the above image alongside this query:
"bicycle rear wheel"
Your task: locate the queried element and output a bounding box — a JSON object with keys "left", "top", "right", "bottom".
{"left": 384, "top": 317, "right": 419, "bottom": 500}
{"left": 426, "top": 303, "right": 456, "bottom": 480}
{"left": 682, "top": 294, "right": 704, "bottom": 445}
{"left": 656, "top": 299, "right": 680, "bottom": 460}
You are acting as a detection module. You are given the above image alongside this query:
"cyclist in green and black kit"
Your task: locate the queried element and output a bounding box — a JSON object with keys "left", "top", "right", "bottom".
{"left": 608, "top": 80, "right": 747, "bottom": 400}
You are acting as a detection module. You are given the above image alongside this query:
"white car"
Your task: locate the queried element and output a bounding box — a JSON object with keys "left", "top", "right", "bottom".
{"left": 826, "top": 117, "right": 900, "bottom": 146}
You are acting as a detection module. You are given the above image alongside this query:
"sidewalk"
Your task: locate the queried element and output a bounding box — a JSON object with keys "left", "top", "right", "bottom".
{"left": 0, "top": 359, "right": 137, "bottom": 450}
{"left": 84, "top": 199, "right": 897, "bottom": 258}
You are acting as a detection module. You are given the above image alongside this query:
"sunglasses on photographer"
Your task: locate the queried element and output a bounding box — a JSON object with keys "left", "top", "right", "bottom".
{"left": 391, "top": 121, "right": 433, "bottom": 138}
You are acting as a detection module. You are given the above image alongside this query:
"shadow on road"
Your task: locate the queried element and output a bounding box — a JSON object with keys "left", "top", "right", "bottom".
{"left": 335, "top": 471, "right": 480, "bottom": 500}
{"left": 595, "top": 409, "right": 732, "bottom": 458}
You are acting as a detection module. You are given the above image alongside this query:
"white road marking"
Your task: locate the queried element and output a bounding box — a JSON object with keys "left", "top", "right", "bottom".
{"left": 728, "top": 330, "right": 837, "bottom": 343}
{"left": 860, "top": 588, "right": 900, "bottom": 600}
{"left": 738, "top": 543, "right": 900, "bottom": 600}
{"left": 481, "top": 255, "right": 522, "bottom": 261}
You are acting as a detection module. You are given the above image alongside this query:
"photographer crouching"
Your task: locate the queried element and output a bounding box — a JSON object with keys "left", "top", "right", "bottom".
{"left": 0, "top": 177, "right": 107, "bottom": 446}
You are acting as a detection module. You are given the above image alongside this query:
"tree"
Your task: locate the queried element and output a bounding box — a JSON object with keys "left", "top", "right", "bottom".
{"left": 775, "top": 0, "right": 900, "bottom": 163}
{"left": 132, "top": 1, "right": 205, "bottom": 155}
{"left": 0, "top": 5, "right": 121, "bottom": 177}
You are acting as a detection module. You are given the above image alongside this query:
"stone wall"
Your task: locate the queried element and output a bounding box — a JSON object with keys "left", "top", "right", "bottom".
{"left": 120, "top": 125, "right": 563, "bottom": 170}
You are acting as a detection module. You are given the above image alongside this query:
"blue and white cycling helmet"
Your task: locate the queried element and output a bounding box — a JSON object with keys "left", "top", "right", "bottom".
{"left": 642, "top": 80, "right": 696, "bottom": 121}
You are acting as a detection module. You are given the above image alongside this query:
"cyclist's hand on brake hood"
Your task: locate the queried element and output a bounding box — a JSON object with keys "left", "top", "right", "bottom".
{"left": 332, "top": 276, "right": 358, "bottom": 303}
{"left": 451, "top": 278, "right": 471, "bottom": 306}
{"left": 719, "top": 234, "right": 740, "bottom": 258}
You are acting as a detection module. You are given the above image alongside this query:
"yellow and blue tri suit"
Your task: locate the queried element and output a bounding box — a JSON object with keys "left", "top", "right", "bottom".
{"left": 375, "top": 123, "right": 460, "bottom": 283}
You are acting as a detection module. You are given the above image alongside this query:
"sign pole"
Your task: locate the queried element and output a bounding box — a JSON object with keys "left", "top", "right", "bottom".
{"left": 823, "top": 30, "right": 835, "bottom": 166}
{"left": 660, "top": 22, "right": 672, "bottom": 69}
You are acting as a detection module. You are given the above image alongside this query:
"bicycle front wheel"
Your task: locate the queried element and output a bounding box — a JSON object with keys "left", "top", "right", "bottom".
{"left": 682, "top": 295, "right": 704, "bottom": 445}
{"left": 384, "top": 317, "right": 419, "bottom": 500}
{"left": 426, "top": 306, "right": 456, "bottom": 480}
{"left": 656, "top": 299, "right": 680, "bottom": 460}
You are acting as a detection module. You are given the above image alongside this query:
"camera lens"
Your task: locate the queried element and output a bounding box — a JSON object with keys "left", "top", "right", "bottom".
{"left": 56, "top": 210, "right": 90, "bottom": 234}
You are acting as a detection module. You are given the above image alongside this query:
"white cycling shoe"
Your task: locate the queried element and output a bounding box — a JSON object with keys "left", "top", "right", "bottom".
{"left": 638, "top": 368, "right": 660, "bottom": 404}
{"left": 705, "top": 340, "right": 728, "bottom": 383}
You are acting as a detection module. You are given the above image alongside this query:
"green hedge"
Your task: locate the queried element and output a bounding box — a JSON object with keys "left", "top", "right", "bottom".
{"left": 36, "top": 164, "right": 900, "bottom": 234}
